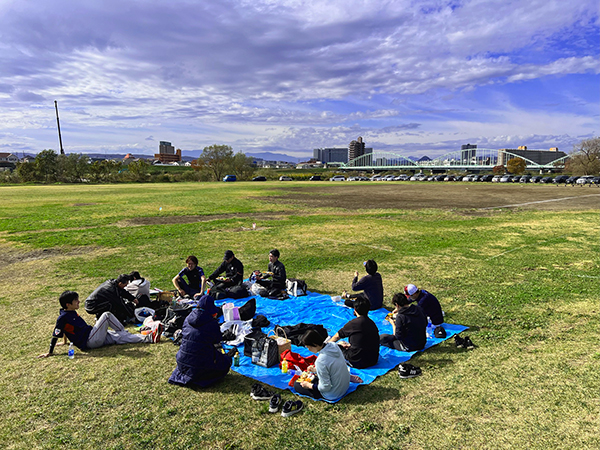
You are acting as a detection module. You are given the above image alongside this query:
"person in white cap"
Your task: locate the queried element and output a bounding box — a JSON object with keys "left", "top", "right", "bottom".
{"left": 404, "top": 284, "right": 446, "bottom": 338}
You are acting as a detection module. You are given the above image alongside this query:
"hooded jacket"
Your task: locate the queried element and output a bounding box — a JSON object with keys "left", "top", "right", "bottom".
{"left": 315, "top": 342, "right": 351, "bottom": 401}
{"left": 169, "top": 295, "right": 232, "bottom": 387}
{"left": 394, "top": 303, "right": 427, "bottom": 351}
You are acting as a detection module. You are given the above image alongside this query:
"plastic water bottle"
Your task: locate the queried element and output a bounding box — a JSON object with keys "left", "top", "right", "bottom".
{"left": 233, "top": 351, "right": 240, "bottom": 367}
{"left": 426, "top": 318, "right": 433, "bottom": 339}
{"left": 68, "top": 343, "right": 75, "bottom": 359}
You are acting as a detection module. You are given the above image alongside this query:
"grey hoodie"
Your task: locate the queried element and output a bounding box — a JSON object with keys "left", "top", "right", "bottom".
{"left": 316, "top": 342, "right": 351, "bottom": 401}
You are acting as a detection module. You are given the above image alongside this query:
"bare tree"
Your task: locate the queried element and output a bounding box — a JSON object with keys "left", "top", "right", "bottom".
{"left": 566, "top": 137, "right": 600, "bottom": 175}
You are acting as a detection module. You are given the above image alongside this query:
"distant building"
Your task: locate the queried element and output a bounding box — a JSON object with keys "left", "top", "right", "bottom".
{"left": 0, "top": 153, "right": 18, "bottom": 163}
{"left": 154, "top": 141, "right": 181, "bottom": 163}
{"left": 348, "top": 137, "right": 373, "bottom": 165}
{"left": 461, "top": 144, "right": 477, "bottom": 164}
{"left": 498, "top": 147, "right": 567, "bottom": 166}
{"left": 314, "top": 148, "right": 348, "bottom": 164}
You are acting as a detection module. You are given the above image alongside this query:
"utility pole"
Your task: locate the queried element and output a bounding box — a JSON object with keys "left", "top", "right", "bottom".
{"left": 54, "top": 100, "right": 65, "bottom": 155}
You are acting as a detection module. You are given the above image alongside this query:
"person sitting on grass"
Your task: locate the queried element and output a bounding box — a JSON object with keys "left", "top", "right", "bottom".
{"left": 328, "top": 297, "right": 380, "bottom": 369}
{"left": 293, "top": 329, "right": 350, "bottom": 401}
{"left": 168, "top": 294, "right": 234, "bottom": 388}
{"left": 208, "top": 250, "right": 244, "bottom": 290}
{"left": 172, "top": 255, "right": 206, "bottom": 298}
{"left": 126, "top": 271, "right": 169, "bottom": 310}
{"left": 404, "top": 283, "right": 446, "bottom": 337}
{"left": 255, "top": 249, "right": 287, "bottom": 294}
{"left": 39, "top": 290, "right": 161, "bottom": 358}
{"left": 342, "top": 259, "right": 384, "bottom": 310}
{"left": 380, "top": 292, "right": 427, "bottom": 352}
{"left": 84, "top": 273, "right": 138, "bottom": 324}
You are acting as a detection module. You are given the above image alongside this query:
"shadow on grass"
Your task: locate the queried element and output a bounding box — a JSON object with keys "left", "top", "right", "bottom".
{"left": 73, "top": 345, "right": 154, "bottom": 359}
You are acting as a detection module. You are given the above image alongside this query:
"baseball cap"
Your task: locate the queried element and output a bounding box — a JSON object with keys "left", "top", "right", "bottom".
{"left": 404, "top": 284, "right": 418, "bottom": 297}
{"left": 224, "top": 250, "right": 234, "bottom": 260}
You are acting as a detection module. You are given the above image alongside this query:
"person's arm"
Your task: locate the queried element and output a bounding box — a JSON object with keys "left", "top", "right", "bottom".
{"left": 200, "top": 275, "right": 206, "bottom": 294}
{"left": 352, "top": 274, "right": 369, "bottom": 291}
{"left": 38, "top": 334, "right": 67, "bottom": 358}
{"left": 209, "top": 261, "right": 226, "bottom": 281}
{"left": 172, "top": 274, "right": 185, "bottom": 296}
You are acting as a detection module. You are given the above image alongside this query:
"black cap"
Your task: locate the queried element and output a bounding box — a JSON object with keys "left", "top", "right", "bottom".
{"left": 269, "top": 249, "right": 280, "bottom": 258}
{"left": 224, "top": 250, "right": 234, "bottom": 260}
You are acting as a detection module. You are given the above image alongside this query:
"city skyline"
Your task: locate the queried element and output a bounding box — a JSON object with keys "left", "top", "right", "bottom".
{"left": 0, "top": 0, "right": 598, "bottom": 159}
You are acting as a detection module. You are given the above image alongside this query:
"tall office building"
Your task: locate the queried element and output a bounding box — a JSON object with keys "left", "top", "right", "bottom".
{"left": 461, "top": 144, "right": 477, "bottom": 164}
{"left": 348, "top": 137, "right": 373, "bottom": 165}
{"left": 313, "top": 148, "right": 348, "bottom": 163}
{"left": 155, "top": 141, "right": 181, "bottom": 163}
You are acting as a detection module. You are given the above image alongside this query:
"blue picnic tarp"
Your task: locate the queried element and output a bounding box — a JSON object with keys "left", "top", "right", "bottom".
{"left": 216, "top": 290, "right": 468, "bottom": 402}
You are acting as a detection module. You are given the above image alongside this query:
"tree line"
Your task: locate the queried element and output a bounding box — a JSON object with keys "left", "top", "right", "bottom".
{"left": 1, "top": 145, "right": 257, "bottom": 184}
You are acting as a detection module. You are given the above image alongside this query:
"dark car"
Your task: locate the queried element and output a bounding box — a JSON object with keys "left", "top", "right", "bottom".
{"left": 309, "top": 175, "right": 322, "bottom": 181}
{"left": 591, "top": 176, "right": 600, "bottom": 186}
{"left": 540, "top": 176, "right": 553, "bottom": 183}
{"left": 252, "top": 176, "right": 267, "bottom": 181}
{"left": 565, "top": 176, "right": 580, "bottom": 185}
{"left": 530, "top": 176, "right": 543, "bottom": 183}
{"left": 433, "top": 175, "right": 445, "bottom": 181}
{"left": 553, "top": 175, "right": 569, "bottom": 184}
{"left": 519, "top": 175, "right": 531, "bottom": 183}
{"left": 512, "top": 176, "right": 522, "bottom": 183}
{"left": 480, "top": 175, "right": 494, "bottom": 182}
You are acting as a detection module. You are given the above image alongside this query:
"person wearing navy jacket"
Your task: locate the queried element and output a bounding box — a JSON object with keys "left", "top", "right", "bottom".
{"left": 169, "top": 295, "right": 233, "bottom": 388}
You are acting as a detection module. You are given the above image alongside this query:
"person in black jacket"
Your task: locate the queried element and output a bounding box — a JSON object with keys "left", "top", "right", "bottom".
{"left": 380, "top": 292, "right": 427, "bottom": 352}
{"left": 208, "top": 250, "right": 244, "bottom": 290}
{"left": 342, "top": 259, "right": 384, "bottom": 310}
{"left": 84, "top": 274, "right": 138, "bottom": 324}
{"left": 168, "top": 295, "right": 233, "bottom": 388}
{"left": 256, "top": 249, "right": 286, "bottom": 292}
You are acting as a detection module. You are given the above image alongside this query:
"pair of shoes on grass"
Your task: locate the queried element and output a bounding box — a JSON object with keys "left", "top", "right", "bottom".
{"left": 250, "top": 384, "right": 304, "bottom": 417}
{"left": 398, "top": 363, "right": 422, "bottom": 379}
{"left": 454, "top": 335, "right": 475, "bottom": 349}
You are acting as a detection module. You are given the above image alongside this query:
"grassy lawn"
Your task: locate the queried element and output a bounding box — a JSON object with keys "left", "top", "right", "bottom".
{"left": 0, "top": 181, "right": 598, "bottom": 449}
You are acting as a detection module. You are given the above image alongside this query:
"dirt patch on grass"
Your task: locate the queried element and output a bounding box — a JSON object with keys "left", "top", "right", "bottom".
{"left": 118, "top": 212, "right": 289, "bottom": 226}
{"left": 265, "top": 183, "right": 600, "bottom": 211}
{"left": 0, "top": 245, "right": 99, "bottom": 269}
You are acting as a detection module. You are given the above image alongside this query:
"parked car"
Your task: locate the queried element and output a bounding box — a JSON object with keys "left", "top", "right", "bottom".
{"left": 591, "top": 176, "right": 600, "bottom": 186}
{"left": 553, "top": 175, "right": 569, "bottom": 184}
{"left": 433, "top": 175, "right": 446, "bottom": 181}
{"left": 530, "top": 176, "right": 543, "bottom": 183}
{"left": 471, "top": 175, "right": 482, "bottom": 182}
{"left": 512, "top": 176, "right": 522, "bottom": 183}
{"left": 222, "top": 174, "right": 237, "bottom": 182}
{"left": 480, "top": 175, "right": 494, "bottom": 182}
{"left": 443, "top": 175, "right": 455, "bottom": 181}
{"left": 330, "top": 175, "right": 346, "bottom": 181}
{"left": 500, "top": 175, "right": 513, "bottom": 183}
{"left": 492, "top": 175, "right": 502, "bottom": 183}
{"left": 576, "top": 175, "right": 594, "bottom": 185}
{"left": 252, "top": 176, "right": 267, "bottom": 181}
{"left": 565, "top": 176, "right": 580, "bottom": 185}
{"left": 395, "top": 174, "right": 410, "bottom": 181}
{"left": 279, "top": 176, "right": 293, "bottom": 181}
{"left": 540, "top": 176, "right": 553, "bottom": 184}
{"left": 381, "top": 175, "right": 395, "bottom": 181}
{"left": 519, "top": 175, "right": 532, "bottom": 183}
{"left": 461, "top": 175, "right": 471, "bottom": 182}
{"left": 370, "top": 175, "right": 382, "bottom": 181}
{"left": 309, "top": 175, "right": 322, "bottom": 181}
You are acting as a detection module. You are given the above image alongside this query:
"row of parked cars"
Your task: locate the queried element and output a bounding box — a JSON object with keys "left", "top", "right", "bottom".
{"left": 226, "top": 174, "right": 600, "bottom": 185}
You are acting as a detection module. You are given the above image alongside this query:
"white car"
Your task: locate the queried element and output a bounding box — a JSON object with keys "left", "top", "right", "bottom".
{"left": 370, "top": 175, "right": 382, "bottom": 181}
{"left": 329, "top": 175, "right": 346, "bottom": 181}
{"left": 279, "top": 176, "right": 293, "bottom": 181}
{"left": 576, "top": 175, "right": 594, "bottom": 185}
{"left": 395, "top": 174, "right": 409, "bottom": 181}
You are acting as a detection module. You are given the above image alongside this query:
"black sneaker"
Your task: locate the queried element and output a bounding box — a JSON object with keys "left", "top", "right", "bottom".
{"left": 454, "top": 335, "right": 465, "bottom": 348}
{"left": 250, "top": 383, "right": 274, "bottom": 401}
{"left": 434, "top": 326, "right": 447, "bottom": 338}
{"left": 398, "top": 363, "right": 422, "bottom": 379}
{"left": 463, "top": 336, "right": 475, "bottom": 349}
{"left": 281, "top": 400, "right": 304, "bottom": 417}
{"left": 268, "top": 394, "right": 282, "bottom": 413}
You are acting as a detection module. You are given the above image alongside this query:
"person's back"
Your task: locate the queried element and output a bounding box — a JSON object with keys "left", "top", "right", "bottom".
{"left": 85, "top": 276, "right": 134, "bottom": 323}
{"left": 395, "top": 303, "right": 427, "bottom": 351}
{"left": 352, "top": 272, "right": 384, "bottom": 310}
{"left": 415, "top": 289, "right": 443, "bottom": 326}
{"left": 316, "top": 342, "right": 351, "bottom": 401}
{"left": 334, "top": 297, "right": 380, "bottom": 368}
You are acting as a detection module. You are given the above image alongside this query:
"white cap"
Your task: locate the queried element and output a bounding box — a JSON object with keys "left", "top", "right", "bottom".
{"left": 404, "top": 284, "right": 418, "bottom": 296}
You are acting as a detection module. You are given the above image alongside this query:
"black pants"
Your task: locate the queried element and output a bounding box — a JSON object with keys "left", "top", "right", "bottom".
{"left": 344, "top": 292, "right": 370, "bottom": 309}
{"left": 293, "top": 377, "right": 323, "bottom": 399}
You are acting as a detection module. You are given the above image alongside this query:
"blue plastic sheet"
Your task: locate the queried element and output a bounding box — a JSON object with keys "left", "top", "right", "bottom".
{"left": 217, "top": 291, "right": 468, "bottom": 402}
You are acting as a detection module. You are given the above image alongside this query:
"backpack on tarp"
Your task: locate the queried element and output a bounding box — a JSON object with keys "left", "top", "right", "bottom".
{"left": 161, "top": 304, "right": 194, "bottom": 337}
{"left": 244, "top": 329, "right": 267, "bottom": 357}
{"left": 286, "top": 278, "right": 307, "bottom": 297}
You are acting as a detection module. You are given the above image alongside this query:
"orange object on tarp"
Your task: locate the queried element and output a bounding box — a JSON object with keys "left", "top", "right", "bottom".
{"left": 279, "top": 349, "right": 317, "bottom": 372}
{"left": 288, "top": 374, "right": 300, "bottom": 387}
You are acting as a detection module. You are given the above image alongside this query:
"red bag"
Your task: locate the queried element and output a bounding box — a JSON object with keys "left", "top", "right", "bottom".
{"left": 280, "top": 349, "right": 317, "bottom": 372}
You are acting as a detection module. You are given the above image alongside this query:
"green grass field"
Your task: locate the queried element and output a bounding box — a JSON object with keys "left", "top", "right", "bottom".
{"left": 1, "top": 181, "right": 598, "bottom": 449}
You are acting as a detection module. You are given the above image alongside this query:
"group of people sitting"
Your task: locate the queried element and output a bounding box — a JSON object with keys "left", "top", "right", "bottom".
{"left": 39, "top": 250, "right": 447, "bottom": 403}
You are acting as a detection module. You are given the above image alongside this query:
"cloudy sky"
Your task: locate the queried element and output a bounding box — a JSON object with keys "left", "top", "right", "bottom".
{"left": 0, "top": 0, "right": 598, "bottom": 159}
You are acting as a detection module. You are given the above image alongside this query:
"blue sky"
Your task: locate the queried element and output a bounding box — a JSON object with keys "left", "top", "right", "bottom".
{"left": 0, "top": 0, "right": 598, "bottom": 159}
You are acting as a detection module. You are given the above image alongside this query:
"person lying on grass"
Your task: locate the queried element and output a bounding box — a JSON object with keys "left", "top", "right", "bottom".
{"left": 328, "top": 297, "right": 380, "bottom": 369}
{"left": 39, "top": 290, "right": 162, "bottom": 358}
{"left": 293, "top": 329, "right": 350, "bottom": 401}
{"left": 380, "top": 292, "right": 427, "bottom": 352}
{"left": 341, "top": 259, "right": 384, "bottom": 310}
{"left": 172, "top": 255, "right": 206, "bottom": 298}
